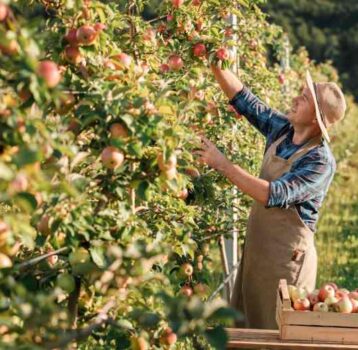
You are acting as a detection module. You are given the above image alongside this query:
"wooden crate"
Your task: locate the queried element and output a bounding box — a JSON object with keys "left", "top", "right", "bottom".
{"left": 276, "top": 279, "right": 358, "bottom": 345}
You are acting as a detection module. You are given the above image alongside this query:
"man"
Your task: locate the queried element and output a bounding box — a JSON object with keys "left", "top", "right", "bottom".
{"left": 195, "top": 66, "right": 346, "bottom": 329}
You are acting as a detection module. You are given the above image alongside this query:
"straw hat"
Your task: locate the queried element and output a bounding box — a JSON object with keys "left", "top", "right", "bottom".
{"left": 306, "top": 70, "right": 346, "bottom": 142}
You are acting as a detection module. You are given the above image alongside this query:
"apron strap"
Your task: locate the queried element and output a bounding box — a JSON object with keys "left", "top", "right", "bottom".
{"left": 288, "top": 135, "right": 322, "bottom": 163}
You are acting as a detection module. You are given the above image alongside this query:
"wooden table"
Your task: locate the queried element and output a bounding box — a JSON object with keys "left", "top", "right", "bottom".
{"left": 226, "top": 328, "right": 358, "bottom": 349}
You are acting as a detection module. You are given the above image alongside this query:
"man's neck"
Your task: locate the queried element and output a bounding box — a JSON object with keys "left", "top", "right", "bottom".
{"left": 292, "top": 125, "right": 321, "bottom": 145}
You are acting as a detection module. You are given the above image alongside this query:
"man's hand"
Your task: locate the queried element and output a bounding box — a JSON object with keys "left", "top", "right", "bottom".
{"left": 194, "top": 136, "right": 229, "bottom": 171}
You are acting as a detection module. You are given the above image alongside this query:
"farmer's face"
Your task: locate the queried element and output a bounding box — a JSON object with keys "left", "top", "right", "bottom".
{"left": 287, "top": 86, "right": 316, "bottom": 126}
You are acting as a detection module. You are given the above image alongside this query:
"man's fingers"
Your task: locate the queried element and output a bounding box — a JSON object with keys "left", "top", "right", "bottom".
{"left": 201, "top": 136, "right": 213, "bottom": 147}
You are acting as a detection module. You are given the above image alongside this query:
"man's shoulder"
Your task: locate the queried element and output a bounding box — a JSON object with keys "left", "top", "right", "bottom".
{"left": 299, "top": 140, "right": 336, "bottom": 171}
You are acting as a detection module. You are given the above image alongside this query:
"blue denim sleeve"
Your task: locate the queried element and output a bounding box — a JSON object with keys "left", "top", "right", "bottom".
{"left": 267, "top": 152, "right": 335, "bottom": 208}
{"left": 229, "top": 86, "right": 289, "bottom": 139}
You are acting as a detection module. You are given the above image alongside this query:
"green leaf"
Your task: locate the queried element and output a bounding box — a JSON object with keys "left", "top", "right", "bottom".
{"left": 204, "top": 326, "right": 228, "bottom": 350}
{"left": 136, "top": 181, "right": 150, "bottom": 201}
{"left": 13, "top": 192, "right": 37, "bottom": 213}
{"left": 90, "top": 246, "right": 106, "bottom": 268}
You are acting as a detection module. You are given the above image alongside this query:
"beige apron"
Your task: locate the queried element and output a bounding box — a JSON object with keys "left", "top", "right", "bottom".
{"left": 231, "top": 132, "right": 321, "bottom": 329}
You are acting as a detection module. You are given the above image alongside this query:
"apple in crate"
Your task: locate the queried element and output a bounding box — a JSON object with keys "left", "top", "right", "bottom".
{"left": 334, "top": 296, "right": 353, "bottom": 313}
{"left": 336, "top": 288, "right": 350, "bottom": 299}
{"left": 288, "top": 285, "right": 308, "bottom": 302}
{"left": 313, "top": 302, "right": 329, "bottom": 312}
{"left": 318, "top": 283, "right": 335, "bottom": 302}
{"left": 293, "top": 298, "right": 310, "bottom": 311}
{"left": 308, "top": 289, "right": 320, "bottom": 307}
{"left": 324, "top": 295, "right": 339, "bottom": 306}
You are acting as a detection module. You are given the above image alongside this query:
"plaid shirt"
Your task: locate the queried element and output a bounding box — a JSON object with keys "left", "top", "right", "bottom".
{"left": 229, "top": 87, "right": 336, "bottom": 233}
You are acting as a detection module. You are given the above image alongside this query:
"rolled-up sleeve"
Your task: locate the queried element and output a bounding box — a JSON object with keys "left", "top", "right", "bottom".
{"left": 267, "top": 156, "right": 335, "bottom": 209}
{"left": 229, "top": 86, "right": 288, "bottom": 138}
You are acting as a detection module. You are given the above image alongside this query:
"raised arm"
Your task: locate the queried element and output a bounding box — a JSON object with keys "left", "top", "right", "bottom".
{"left": 210, "top": 65, "right": 289, "bottom": 139}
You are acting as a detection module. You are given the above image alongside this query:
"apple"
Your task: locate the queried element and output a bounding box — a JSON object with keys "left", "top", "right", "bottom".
{"left": 308, "top": 290, "right": 320, "bottom": 307}
{"left": 0, "top": 221, "right": 10, "bottom": 247}
{"left": 324, "top": 295, "right": 339, "bottom": 306}
{"left": 76, "top": 25, "right": 97, "bottom": 46}
{"left": 327, "top": 282, "right": 338, "bottom": 291}
{"left": 101, "top": 146, "right": 124, "bottom": 169}
{"left": 293, "top": 298, "right": 310, "bottom": 311}
{"left": 47, "top": 252, "right": 58, "bottom": 267}
{"left": 64, "top": 46, "right": 82, "bottom": 65}
{"left": 37, "top": 215, "right": 51, "bottom": 236}
{"left": 290, "top": 286, "right": 308, "bottom": 302}
{"left": 64, "top": 28, "right": 78, "bottom": 46}
{"left": 130, "top": 336, "right": 149, "bottom": 350}
{"left": 0, "top": 253, "right": 12, "bottom": 269}
{"left": 192, "top": 0, "right": 201, "bottom": 5}
{"left": 10, "top": 173, "right": 28, "bottom": 193}
{"left": 313, "top": 302, "right": 329, "bottom": 312}
{"left": 216, "top": 47, "right": 230, "bottom": 61}
{"left": 110, "top": 123, "right": 128, "bottom": 139}
{"left": 57, "top": 93, "right": 76, "bottom": 114}
{"left": 157, "top": 153, "right": 177, "bottom": 171}
{"left": 177, "top": 188, "right": 188, "bottom": 200}
{"left": 180, "top": 285, "right": 193, "bottom": 297}
{"left": 0, "top": 40, "right": 19, "bottom": 55}
{"left": 348, "top": 292, "right": 358, "bottom": 301}
{"left": 143, "top": 28, "right": 156, "bottom": 42}
{"left": 194, "top": 282, "right": 209, "bottom": 297}
{"left": 160, "top": 328, "right": 177, "bottom": 346}
{"left": 112, "top": 53, "right": 132, "bottom": 69}
{"left": 172, "top": 0, "right": 184, "bottom": 8}
{"left": 185, "top": 167, "right": 200, "bottom": 178}
{"left": 179, "top": 262, "right": 193, "bottom": 277}
{"left": 334, "top": 296, "right": 353, "bottom": 313}
{"left": 336, "top": 288, "right": 349, "bottom": 300}
{"left": 193, "top": 43, "right": 206, "bottom": 57}
{"left": 37, "top": 60, "right": 61, "bottom": 88}
{"left": 159, "top": 63, "right": 170, "bottom": 73}
{"left": 278, "top": 73, "right": 285, "bottom": 85}
{"left": 168, "top": 54, "right": 183, "bottom": 71}
{"left": 0, "top": 3, "right": 8, "bottom": 21}
{"left": 350, "top": 298, "right": 358, "bottom": 313}
{"left": 69, "top": 248, "right": 90, "bottom": 266}
{"left": 57, "top": 273, "right": 75, "bottom": 293}
{"left": 319, "top": 283, "right": 336, "bottom": 302}
{"left": 94, "top": 23, "right": 106, "bottom": 32}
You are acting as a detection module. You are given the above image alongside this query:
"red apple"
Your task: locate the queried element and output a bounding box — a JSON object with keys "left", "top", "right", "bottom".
{"left": 9, "top": 173, "right": 28, "bottom": 193}
{"left": 336, "top": 288, "right": 349, "bottom": 300}
{"left": 334, "top": 296, "right": 353, "bottom": 313}
{"left": 64, "top": 46, "right": 82, "bottom": 65}
{"left": 110, "top": 123, "right": 128, "bottom": 139}
{"left": 101, "top": 146, "right": 124, "bottom": 169}
{"left": 37, "top": 215, "right": 51, "bottom": 236}
{"left": 166, "top": 14, "right": 174, "bottom": 22}
{"left": 143, "top": 28, "right": 156, "bottom": 42}
{"left": 192, "top": 0, "right": 201, "bottom": 5}
{"left": 76, "top": 25, "right": 97, "bottom": 46}
{"left": 47, "top": 252, "right": 58, "bottom": 267}
{"left": 172, "top": 0, "right": 184, "bottom": 8}
{"left": 94, "top": 23, "right": 106, "bottom": 32}
{"left": 160, "top": 328, "right": 177, "bottom": 346}
{"left": 159, "top": 63, "right": 170, "bottom": 73}
{"left": 348, "top": 292, "right": 358, "bottom": 301}
{"left": 180, "top": 285, "right": 193, "bottom": 297}
{"left": 278, "top": 73, "right": 285, "bottom": 85}
{"left": 0, "top": 3, "right": 8, "bottom": 21}
{"left": 350, "top": 298, "right": 358, "bottom": 313}
{"left": 193, "top": 43, "right": 206, "bottom": 57}
{"left": 308, "top": 290, "right": 320, "bottom": 307}
{"left": 177, "top": 188, "right": 188, "bottom": 200}
{"left": 216, "top": 47, "right": 230, "bottom": 61}
{"left": 193, "top": 282, "right": 209, "bottom": 297}
{"left": 318, "top": 283, "right": 335, "bottom": 302}
{"left": 293, "top": 298, "right": 310, "bottom": 311}
{"left": 64, "top": 28, "right": 78, "bottom": 46}
{"left": 179, "top": 262, "right": 193, "bottom": 277}
{"left": 168, "top": 54, "right": 183, "bottom": 71}
{"left": 112, "top": 53, "right": 132, "bottom": 69}
{"left": 157, "top": 153, "right": 177, "bottom": 171}
{"left": 313, "top": 302, "right": 329, "bottom": 312}
{"left": 327, "top": 282, "right": 338, "bottom": 291}
{"left": 37, "top": 60, "right": 61, "bottom": 88}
